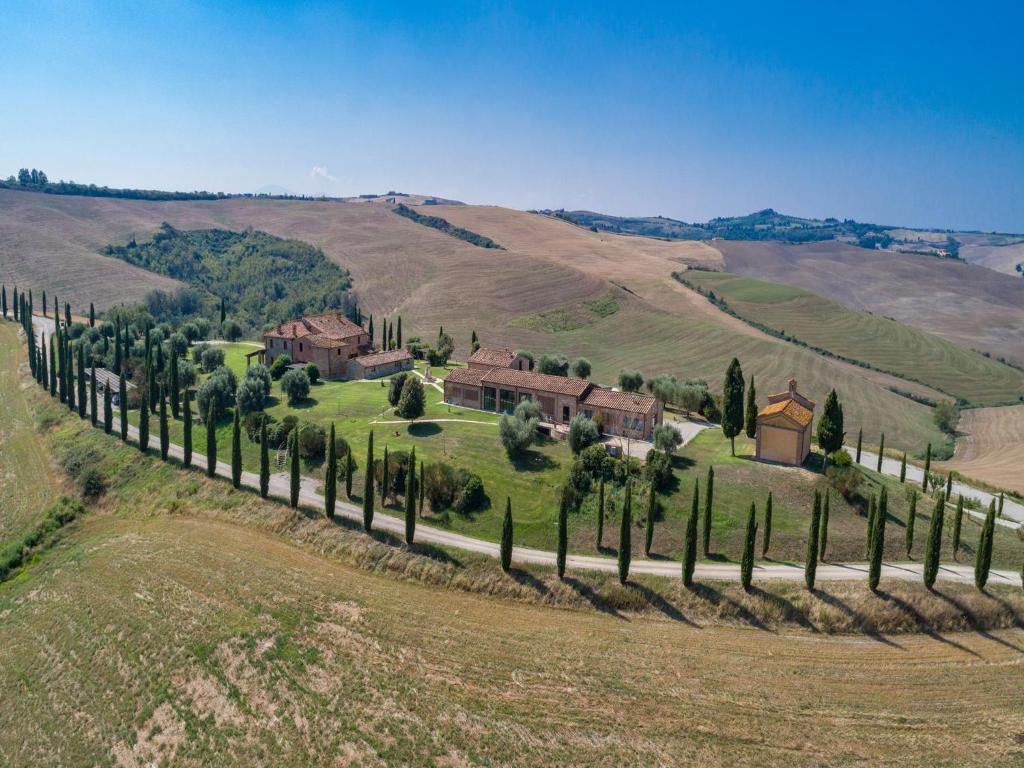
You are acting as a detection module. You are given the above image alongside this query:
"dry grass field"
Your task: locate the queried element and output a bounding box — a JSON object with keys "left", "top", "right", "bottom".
{"left": 713, "top": 239, "right": 1024, "bottom": 367}
{"left": 937, "top": 404, "right": 1024, "bottom": 494}
{"left": 959, "top": 240, "right": 1024, "bottom": 277}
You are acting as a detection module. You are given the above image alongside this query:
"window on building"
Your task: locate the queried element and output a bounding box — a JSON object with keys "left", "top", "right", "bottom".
{"left": 299, "top": 342, "right": 303, "bottom": 352}
{"left": 499, "top": 389, "right": 515, "bottom": 414}
{"left": 483, "top": 387, "right": 497, "bottom": 412}
{"left": 517, "top": 392, "right": 532, "bottom": 404}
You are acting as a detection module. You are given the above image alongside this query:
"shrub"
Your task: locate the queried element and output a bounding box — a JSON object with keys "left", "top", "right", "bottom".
{"left": 579, "top": 443, "right": 612, "bottom": 478}
{"left": 222, "top": 319, "right": 243, "bottom": 341}
{"left": 455, "top": 473, "right": 486, "bottom": 514}
{"left": 244, "top": 411, "right": 275, "bottom": 442}
{"left": 499, "top": 399, "right": 541, "bottom": 457}
{"left": 67, "top": 322, "right": 85, "bottom": 340}
{"left": 200, "top": 346, "right": 225, "bottom": 373}
{"left": 296, "top": 421, "right": 326, "bottom": 460}
{"left": 196, "top": 366, "right": 237, "bottom": 422}
{"left": 644, "top": 448, "right": 673, "bottom": 491}
{"left": 305, "top": 362, "right": 320, "bottom": 385}
{"left": 270, "top": 354, "right": 291, "bottom": 380}
{"left": 538, "top": 353, "right": 569, "bottom": 376}
{"left": 193, "top": 318, "right": 211, "bottom": 339}
{"left": 246, "top": 363, "right": 272, "bottom": 396}
{"left": 653, "top": 424, "right": 682, "bottom": 454}
{"left": 375, "top": 450, "right": 410, "bottom": 497}
{"left": 268, "top": 414, "right": 299, "bottom": 447}
{"left": 61, "top": 443, "right": 101, "bottom": 479}
{"left": 78, "top": 466, "right": 105, "bottom": 498}
{"left": 565, "top": 459, "right": 590, "bottom": 506}
{"left": 178, "top": 359, "right": 197, "bottom": 389}
{"left": 166, "top": 332, "right": 189, "bottom": 358}
{"left": 829, "top": 448, "right": 853, "bottom": 467}
{"left": 281, "top": 368, "right": 311, "bottom": 404}
{"left": 423, "top": 462, "right": 485, "bottom": 514}
{"left": 181, "top": 322, "right": 202, "bottom": 342}
{"left": 568, "top": 413, "right": 599, "bottom": 454}
{"left": 570, "top": 357, "right": 592, "bottom": 379}
{"left": 933, "top": 400, "right": 959, "bottom": 434}
{"left": 827, "top": 465, "right": 860, "bottom": 501}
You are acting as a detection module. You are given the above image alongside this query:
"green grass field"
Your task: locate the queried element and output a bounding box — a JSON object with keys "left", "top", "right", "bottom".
{"left": 684, "top": 271, "right": 1024, "bottom": 406}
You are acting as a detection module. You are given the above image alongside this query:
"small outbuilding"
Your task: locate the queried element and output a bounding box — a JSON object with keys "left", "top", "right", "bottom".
{"left": 347, "top": 348, "right": 414, "bottom": 380}
{"left": 755, "top": 379, "right": 815, "bottom": 465}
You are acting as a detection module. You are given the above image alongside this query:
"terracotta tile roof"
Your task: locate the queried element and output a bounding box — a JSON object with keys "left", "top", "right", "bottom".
{"left": 354, "top": 349, "right": 413, "bottom": 367}
{"left": 468, "top": 347, "right": 516, "bottom": 368}
{"left": 758, "top": 398, "right": 813, "bottom": 427}
{"left": 444, "top": 367, "right": 487, "bottom": 386}
{"left": 582, "top": 387, "right": 658, "bottom": 415}
{"left": 265, "top": 312, "right": 365, "bottom": 343}
{"left": 480, "top": 367, "right": 591, "bottom": 397}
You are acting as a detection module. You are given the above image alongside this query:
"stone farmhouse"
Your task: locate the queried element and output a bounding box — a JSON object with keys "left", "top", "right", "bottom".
{"left": 262, "top": 312, "right": 413, "bottom": 380}
{"left": 445, "top": 347, "right": 663, "bottom": 440}
{"left": 754, "top": 379, "right": 815, "bottom": 465}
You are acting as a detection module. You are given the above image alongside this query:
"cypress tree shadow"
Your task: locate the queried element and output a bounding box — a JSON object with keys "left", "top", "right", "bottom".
{"left": 561, "top": 577, "right": 626, "bottom": 620}
{"left": 876, "top": 590, "right": 981, "bottom": 657}
{"left": 691, "top": 583, "right": 771, "bottom": 631}
{"left": 626, "top": 582, "right": 699, "bottom": 626}
{"left": 509, "top": 568, "right": 550, "bottom": 596}
{"left": 810, "top": 589, "right": 903, "bottom": 648}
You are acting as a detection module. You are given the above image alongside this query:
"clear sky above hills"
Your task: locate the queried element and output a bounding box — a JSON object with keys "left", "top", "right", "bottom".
{"left": 1, "top": 1, "right": 1022, "bottom": 231}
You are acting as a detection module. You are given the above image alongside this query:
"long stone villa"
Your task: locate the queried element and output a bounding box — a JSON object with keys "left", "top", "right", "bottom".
{"left": 444, "top": 347, "right": 663, "bottom": 441}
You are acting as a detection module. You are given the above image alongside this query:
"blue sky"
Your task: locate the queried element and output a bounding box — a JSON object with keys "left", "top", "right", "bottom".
{"left": 1, "top": 1, "right": 1022, "bottom": 231}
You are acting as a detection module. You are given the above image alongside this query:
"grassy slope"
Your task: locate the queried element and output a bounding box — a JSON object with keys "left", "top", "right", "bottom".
{"left": 0, "top": 325, "right": 59, "bottom": 540}
{"left": 3, "top": 364, "right": 1024, "bottom": 766}
{"left": 684, "top": 270, "right": 1024, "bottom": 406}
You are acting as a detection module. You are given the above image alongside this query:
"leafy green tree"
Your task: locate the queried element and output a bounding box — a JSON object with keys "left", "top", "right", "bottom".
{"left": 325, "top": 422, "right": 337, "bottom": 518}
{"left": 618, "top": 369, "right": 644, "bottom": 392}
{"left": 819, "top": 490, "right": 830, "bottom": 562}
{"left": 816, "top": 389, "right": 844, "bottom": 468}
{"left": 206, "top": 402, "right": 217, "bottom": 478}
{"left": 744, "top": 375, "right": 757, "bottom": 439}
{"left": 396, "top": 375, "right": 425, "bottom": 421}
{"left": 855, "top": 428, "right": 862, "bottom": 463}
{"left": 571, "top": 357, "right": 592, "bottom": 379}
{"left": 877, "top": 433, "right": 884, "bottom": 473}
{"left": 905, "top": 491, "right": 918, "bottom": 557}
{"left": 500, "top": 497, "right": 513, "bottom": 573}
{"left": 567, "top": 414, "right": 599, "bottom": 455}
{"left": 653, "top": 424, "right": 682, "bottom": 454}
{"left": 950, "top": 494, "right": 964, "bottom": 560}
{"left": 596, "top": 478, "right": 605, "bottom": 550}
{"left": 231, "top": 407, "right": 242, "bottom": 488}
{"left": 119, "top": 371, "right": 128, "bottom": 442}
{"left": 721, "top": 358, "right": 744, "bottom": 455}
{"left": 159, "top": 385, "right": 169, "bottom": 461}
{"left": 644, "top": 481, "right": 657, "bottom": 556}
{"left": 259, "top": 421, "right": 269, "bottom": 498}
{"left": 618, "top": 480, "right": 632, "bottom": 584}
{"left": 557, "top": 486, "right": 569, "bottom": 579}
{"left": 289, "top": 429, "right": 300, "bottom": 508}
{"left": 103, "top": 382, "right": 113, "bottom": 434}
{"left": 922, "top": 492, "right": 945, "bottom": 589}
{"left": 404, "top": 448, "right": 416, "bottom": 544}
{"left": 922, "top": 443, "right": 931, "bottom": 491}
{"left": 363, "top": 431, "right": 375, "bottom": 531}
{"left": 281, "top": 368, "right": 310, "bottom": 404}
{"left": 762, "top": 491, "right": 773, "bottom": 557}
{"left": 805, "top": 491, "right": 821, "bottom": 591}
{"left": 138, "top": 388, "right": 149, "bottom": 453}
{"left": 975, "top": 499, "right": 996, "bottom": 590}
{"left": 740, "top": 502, "right": 757, "bottom": 591}
{"left": 682, "top": 479, "right": 699, "bottom": 587}
{"left": 702, "top": 466, "right": 714, "bottom": 556}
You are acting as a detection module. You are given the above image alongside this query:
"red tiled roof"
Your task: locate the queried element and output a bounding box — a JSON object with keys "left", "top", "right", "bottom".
{"left": 582, "top": 387, "right": 658, "bottom": 415}
{"left": 355, "top": 349, "right": 413, "bottom": 367}
{"left": 758, "top": 398, "right": 814, "bottom": 427}
{"left": 265, "top": 312, "right": 365, "bottom": 343}
{"left": 480, "top": 367, "right": 591, "bottom": 397}
{"left": 445, "top": 367, "right": 486, "bottom": 386}
{"left": 468, "top": 347, "right": 516, "bottom": 368}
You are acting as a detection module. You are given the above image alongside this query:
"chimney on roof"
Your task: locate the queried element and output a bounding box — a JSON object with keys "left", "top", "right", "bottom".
{"left": 788, "top": 378, "right": 797, "bottom": 395}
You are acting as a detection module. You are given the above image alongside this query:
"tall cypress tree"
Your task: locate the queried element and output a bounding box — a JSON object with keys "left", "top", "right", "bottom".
{"left": 39, "top": 336, "right": 48, "bottom": 388}
{"left": 741, "top": 502, "right": 757, "bottom": 591}
{"left": 951, "top": 494, "right": 964, "bottom": 560}
{"left": 76, "top": 344, "right": 86, "bottom": 418}
{"left": 418, "top": 461, "right": 424, "bottom": 516}
{"left": 289, "top": 429, "right": 300, "bottom": 508}
{"left": 1, "top": 284, "right": 5, "bottom": 318}
{"left": 905, "top": 490, "right": 918, "bottom": 557}
{"left": 138, "top": 388, "right": 149, "bottom": 453}
{"left": 404, "top": 448, "right": 416, "bottom": 544}
{"left": 169, "top": 351, "right": 180, "bottom": 419}
{"left": 818, "top": 489, "right": 830, "bottom": 562}
{"left": 866, "top": 494, "right": 877, "bottom": 557}
{"left": 64, "top": 302, "right": 70, "bottom": 328}
{"left": 618, "top": 479, "right": 632, "bottom": 584}
{"left": 876, "top": 433, "right": 884, "bottom": 472}
{"left": 48, "top": 335, "right": 56, "bottom": 396}
{"left": 816, "top": 389, "right": 844, "bottom": 469}
{"left": 644, "top": 481, "right": 657, "bottom": 557}
{"left": 206, "top": 402, "right": 217, "bottom": 477}
{"left": 103, "top": 380, "right": 112, "bottom": 434}
{"left": 159, "top": 385, "right": 169, "bottom": 461}
{"left": 257, "top": 421, "right": 269, "bottom": 497}
{"left": 868, "top": 489, "right": 887, "bottom": 592}
{"left": 381, "top": 446, "right": 390, "bottom": 505}
{"left": 89, "top": 364, "right": 98, "bottom": 426}
{"left": 113, "top": 319, "right": 122, "bottom": 375}
{"left": 805, "top": 491, "right": 821, "bottom": 591}
{"left": 744, "top": 375, "right": 757, "bottom": 439}
{"left": 762, "top": 491, "right": 773, "bottom": 557}
{"left": 345, "top": 447, "right": 354, "bottom": 500}
{"left": 40, "top": 289, "right": 46, "bottom": 317}
{"left": 998, "top": 493, "right": 1005, "bottom": 519}
{"left": 702, "top": 465, "right": 714, "bottom": 556}
{"left": 219, "top": 296, "right": 226, "bottom": 326}
{"left": 721, "top": 358, "right": 744, "bottom": 456}
{"left": 182, "top": 389, "right": 193, "bottom": 467}
{"left": 363, "top": 431, "right": 375, "bottom": 531}
{"left": 596, "top": 478, "right": 606, "bottom": 550}
{"left": 325, "top": 422, "right": 337, "bottom": 518}
{"left": 899, "top": 452, "right": 907, "bottom": 483}
{"left": 922, "top": 492, "right": 945, "bottom": 589}
{"left": 500, "top": 497, "right": 513, "bottom": 573}
{"left": 922, "top": 443, "right": 931, "bottom": 491}
{"left": 682, "top": 479, "right": 699, "bottom": 587}
{"left": 66, "top": 338, "right": 75, "bottom": 414}
{"left": 975, "top": 499, "right": 996, "bottom": 591}
{"left": 119, "top": 371, "right": 128, "bottom": 442}
{"left": 945, "top": 472, "right": 953, "bottom": 500}
{"left": 556, "top": 486, "right": 569, "bottom": 579}
{"left": 396, "top": 316, "right": 402, "bottom": 349}
{"left": 231, "top": 407, "right": 242, "bottom": 488}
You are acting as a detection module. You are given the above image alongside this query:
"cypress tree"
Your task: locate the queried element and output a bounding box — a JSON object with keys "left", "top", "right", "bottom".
{"left": 89, "top": 302, "right": 95, "bottom": 327}
{"left": 740, "top": 502, "right": 757, "bottom": 591}
{"left": 556, "top": 486, "right": 569, "bottom": 579}
{"left": 922, "top": 443, "right": 931, "bottom": 491}
{"left": 500, "top": 497, "right": 513, "bottom": 573}
{"left": 64, "top": 302, "right": 70, "bottom": 328}
{"left": 76, "top": 344, "right": 86, "bottom": 418}
{"left": 819, "top": 489, "right": 830, "bottom": 562}
{"left": 1, "top": 284, "right": 5, "bottom": 318}
{"left": 805, "top": 491, "right": 821, "bottom": 591}
{"left": 816, "top": 389, "right": 844, "bottom": 469}
{"left": 951, "top": 494, "right": 964, "bottom": 560}
{"left": 404, "top": 448, "right": 416, "bottom": 544}
{"left": 618, "top": 480, "right": 632, "bottom": 584}
{"left": 381, "top": 446, "right": 390, "bottom": 505}
{"left": 866, "top": 493, "right": 877, "bottom": 557}
{"left": 169, "top": 351, "right": 180, "bottom": 419}
{"left": 368, "top": 315, "right": 374, "bottom": 345}
{"left": 103, "top": 381, "right": 112, "bottom": 434}
{"left": 41, "top": 289, "right": 47, "bottom": 317}
{"left": 945, "top": 472, "right": 953, "bottom": 500}
{"left": 57, "top": 332, "right": 66, "bottom": 403}
{"left": 899, "top": 452, "right": 907, "bottom": 483}
{"left": 905, "top": 490, "right": 918, "bottom": 557}
{"left": 325, "top": 423, "right": 337, "bottom": 518}
{"left": 138, "top": 388, "right": 149, "bottom": 453}
{"left": 89, "top": 364, "right": 98, "bottom": 426}
{"left": 159, "top": 385, "right": 169, "bottom": 461}
{"left": 363, "top": 431, "right": 375, "bottom": 531}
{"left": 48, "top": 335, "right": 56, "bottom": 396}
{"left": 418, "top": 460, "right": 424, "bottom": 516}
{"left": 66, "top": 339, "right": 75, "bottom": 414}
{"left": 868, "top": 489, "right": 887, "bottom": 592}
{"left": 39, "top": 336, "right": 48, "bottom": 387}
{"left": 231, "top": 407, "right": 242, "bottom": 488}
{"left": 113, "top": 319, "right": 122, "bottom": 375}
{"left": 397, "top": 316, "right": 402, "bottom": 349}
{"left": 206, "top": 402, "right": 217, "bottom": 477}
{"left": 876, "top": 433, "right": 884, "bottom": 472}
{"left": 119, "top": 371, "right": 128, "bottom": 442}
{"left": 148, "top": 350, "right": 159, "bottom": 415}
{"left": 998, "top": 493, "right": 1005, "bottom": 519}
{"left": 682, "top": 479, "right": 699, "bottom": 587}
{"left": 644, "top": 481, "right": 656, "bottom": 557}
{"left": 289, "top": 429, "right": 300, "bottom": 508}
{"left": 855, "top": 428, "right": 862, "bottom": 463}
{"left": 721, "top": 358, "right": 744, "bottom": 456}
{"left": 744, "top": 375, "right": 757, "bottom": 439}
{"left": 345, "top": 447, "right": 354, "bottom": 500}
{"left": 219, "top": 296, "right": 226, "bottom": 325}
{"left": 975, "top": 499, "right": 996, "bottom": 590}
{"left": 762, "top": 491, "right": 773, "bottom": 557}
{"left": 12, "top": 287, "right": 17, "bottom": 320}
{"left": 702, "top": 465, "right": 714, "bottom": 556}
{"left": 922, "top": 492, "right": 945, "bottom": 589}
{"left": 596, "top": 478, "right": 605, "bottom": 550}
{"left": 259, "top": 421, "right": 269, "bottom": 497}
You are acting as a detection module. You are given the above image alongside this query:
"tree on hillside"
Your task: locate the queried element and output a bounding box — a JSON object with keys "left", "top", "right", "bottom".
{"left": 922, "top": 492, "right": 945, "bottom": 589}
{"left": 363, "top": 431, "right": 375, "bottom": 531}
{"left": 404, "top": 448, "right": 416, "bottom": 545}
{"left": 500, "top": 497, "right": 514, "bottom": 573}
{"left": 557, "top": 486, "right": 569, "bottom": 580}
{"left": 933, "top": 400, "right": 958, "bottom": 435}
{"left": 744, "top": 375, "right": 757, "bottom": 439}
{"left": 805, "top": 491, "right": 821, "bottom": 591}
{"left": 231, "top": 407, "right": 242, "bottom": 488}
{"left": 89, "top": 302, "right": 95, "bottom": 327}
{"left": 740, "top": 502, "right": 757, "bottom": 591}
{"left": 618, "top": 480, "right": 632, "bottom": 584}
{"left": 159, "top": 385, "right": 170, "bottom": 461}
{"left": 819, "top": 490, "right": 830, "bottom": 562}
{"left": 922, "top": 443, "right": 931, "bottom": 491}
{"left": 899, "top": 452, "right": 907, "bottom": 483}
{"left": 618, "top": 369, "right": 644, "bottom": 392}
{"left": 1, "top": 285, "right": 6, "bottom": 318}
{"left": 119, "top": 371, "right": 129, "bottom": 442}
{"left": 905, "top": 490, "right": 918, "bottom": 557}
{"left": 855, "top": 428, "right": 862, "bottom": 464}
{"left": 396, "top": 316, "right": 402, "bottom": 349}
{"left": 816, "top": 389, "right": 844, "bottom": 469}
{"left": 595, "top": 478, "right": 605, "bottom": 550}
{"left": 138, "top": 388, "right": 149, "bottom": 453}
{"left": 876, "top": 433, "right": 884, "bottom": 473}
{"left": 205, "top": 402, "right": 217, "bottom": 477}
{"left": 89, "top": 363, "right": 98, "bottom": 427}
{"left": 762, "top": 491, "right": 773, "bottom": 557}
{"left": 325, "top": 423, "right": 337, "bottom": 518}
{"left": 219, "top": 297, "right": 226, "bottom": 326}
{"left": 950, "top": 494, "right": 964, "bottom": 560}
{"left": 721, "top": 358, "right": 744, "bottom": 456}
{"left": 346, "top": 448, "right": 354, "bottom": 500}
{"left": 169, "top": 351, "right": 180, "bottom": 418}
{"left": 571, "top": 357, "right": 592, "bottom": 379}
{"left": 682, "top": 479, "right": 699, "bottom": 587}
{"left": 868, "top": 488, "right": 887, "bottom": 592}
{"left": 103, "top": 381, "right": 112, "bottom": 434}
{"left": 76, "top": 344, "right": 86, "bottom": 418}
{"left": 289, "top": 429, "right": 300, "bottom": 508}
{"left": 702, "top": 466, "right": 714, "bottom": 557}
{"left": 975, "top": 499, "right": 996, "bottom": 590}
{"left": 644, "top": 481, "right": 657, "bottom": 557}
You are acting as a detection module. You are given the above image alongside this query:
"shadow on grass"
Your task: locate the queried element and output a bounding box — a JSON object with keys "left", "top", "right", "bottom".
{"left": 289, "top": 397, "right": 320, "bottom": 410}
{"left": 669, "top": 455, "right": 696, "bottom": 472}
{"left": 690, "top": 583, "right": 770, "bottom": 632}
{"left": 408, "top": 422, "right": 442, "bottom": 437}
{"left": 931, "top": 588, "right": 1024, "bottom": 653}
{"left": 511, "top": 449, "right": 558, "bottom": 473}
{"left": 509, "top": 568, "right": 549, "bottom": 596}
{"left": 409, "top": 541, "right": 463, "bottom": 568}
{"left": 876, "top": 589, "right": 981, "bottom": 657}
{"left": 562, "top": 576, "right": 626, "bottom": 620}
{"left": 811, "top": 589, "right": 902, "bottom": 648}
{"left": 628, "top": 582, "right": 700, "bottom": 626}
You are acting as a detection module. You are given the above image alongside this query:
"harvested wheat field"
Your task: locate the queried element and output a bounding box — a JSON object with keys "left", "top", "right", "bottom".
{"left": 938, "top": 404, "right": 1024, "bottom": 494}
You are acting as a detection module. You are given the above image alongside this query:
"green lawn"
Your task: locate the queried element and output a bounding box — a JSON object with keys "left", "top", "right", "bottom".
{"left": 685, "top": 271, "right": 1024, "bottom": 406}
